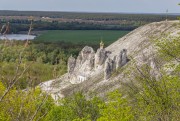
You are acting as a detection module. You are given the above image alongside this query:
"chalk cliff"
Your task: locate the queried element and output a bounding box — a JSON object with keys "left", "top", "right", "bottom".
{"left": 39, "top": 20, "right": 180, "bottom": 100}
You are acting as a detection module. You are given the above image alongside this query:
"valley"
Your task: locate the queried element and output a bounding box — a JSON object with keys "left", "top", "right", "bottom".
{"left": 0, "top": 9, "right": 179, "bottom": 121}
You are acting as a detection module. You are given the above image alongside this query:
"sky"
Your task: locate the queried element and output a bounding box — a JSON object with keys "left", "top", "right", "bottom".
{"left": 0, "top": 0, "right": 179, "bottom": 13}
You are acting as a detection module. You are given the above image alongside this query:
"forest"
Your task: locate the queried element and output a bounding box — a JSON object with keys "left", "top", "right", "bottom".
{"left": 0, "top": 10, "right": 179, "bottom": 33}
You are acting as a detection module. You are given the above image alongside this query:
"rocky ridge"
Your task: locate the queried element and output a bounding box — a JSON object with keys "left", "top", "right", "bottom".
{"left": 39, "top": 20, "right": 180, "bottom": 100}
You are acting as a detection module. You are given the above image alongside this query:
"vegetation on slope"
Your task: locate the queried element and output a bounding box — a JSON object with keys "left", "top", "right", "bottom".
{"left": 0, "top": 24, "right": 179, "bottom": 120}
{"left": 0, "top": 41, "right": 69, "bottom": 89}
{"left": 45, "top": 32, "right": 180, "bottom": 121}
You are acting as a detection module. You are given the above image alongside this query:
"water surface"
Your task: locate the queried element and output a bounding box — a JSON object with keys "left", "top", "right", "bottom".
{"left": 0, "top": 34, "right": 36, "bottom": 40}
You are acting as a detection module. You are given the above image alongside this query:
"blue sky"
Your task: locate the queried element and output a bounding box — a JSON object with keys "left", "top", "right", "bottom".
{"left": 0, "top": 0, "right": 179, "bottom": 13}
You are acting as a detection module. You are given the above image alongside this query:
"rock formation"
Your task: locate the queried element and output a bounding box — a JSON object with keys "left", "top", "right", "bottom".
{"left": 104, "top": 57, "right": 116, "bottom": 80}
{"left": 74, "top": 46, "right": 95, "bottom": 71}
{"left": 94, "top": 40, "right": 107, "bottom": 69}
{"left": 94, "top": 48, "right": 107, "bottom": 69}
{"left": 104, "top": 50, "right": 128, "bottom": 80}
{"left": 67, "top": 46, "right": 95, "bottom": 84}
{"left": 67, "top": 55, "right": 76, "bottom": 74}
{"left": 68, "top": 44, "right": 129, "bottom": 81}
{"left": 39, "top": 21, "right": 180, "bottom": 99}
{"left": 121, "top": 49, "right": 128, "bottom": 66}
{"left": 116, "top": 49, "right": 128, "bottom": 69}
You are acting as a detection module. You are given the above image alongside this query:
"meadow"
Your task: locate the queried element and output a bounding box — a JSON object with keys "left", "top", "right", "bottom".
{"left": 35, "top": 30, "right": 130, "bottom": 46}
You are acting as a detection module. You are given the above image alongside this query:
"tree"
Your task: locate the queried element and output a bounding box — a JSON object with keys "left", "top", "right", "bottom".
{"left": 97, "top": 90, "right": 133, "bottom": 121}
{"left": 45, "top": 92, "right": 103, "bottom": 121}
{"left": 0, "top": 83, "right": 54, "bottom": 121}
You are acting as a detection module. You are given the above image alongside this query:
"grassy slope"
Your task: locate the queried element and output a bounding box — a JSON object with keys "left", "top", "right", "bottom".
{"left": 35, "top": 30, "right": 130, "bottom": 45}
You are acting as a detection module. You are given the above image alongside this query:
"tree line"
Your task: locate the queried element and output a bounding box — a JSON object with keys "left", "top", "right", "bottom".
{"left": 0, "top": 11, "right": 178, "bottom": 33}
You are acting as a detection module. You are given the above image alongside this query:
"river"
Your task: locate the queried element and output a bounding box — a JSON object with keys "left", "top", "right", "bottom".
{"left": 0, "top": 34, "right": 36, "bottom": 40}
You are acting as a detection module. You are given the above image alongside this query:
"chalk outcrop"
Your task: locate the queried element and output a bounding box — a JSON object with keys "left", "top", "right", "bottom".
{"left": 67, "top": 55, "right": 76, "bottom": 74}
{"left": 94, "top": 48, "right": 107, "bottom": 69}
{"left": 104, "top": 57, "right": 116, "bottom": 80}
{"left": 116, "top": 49, "right": 128, "bottom": 69}
{"left": 74, "top": 46, "right": 95, "bottom": 71}
{"left": 104, "top": 49, "right": 129, "bottom": 80}
{"left": 39, "top": 21, "right": 180, "bottom": 99}
{"left": 68, "top": 46, "right": 95, "bottom": 84}
{"left": 67, "top": 44, "right": 129, "bottom": 82}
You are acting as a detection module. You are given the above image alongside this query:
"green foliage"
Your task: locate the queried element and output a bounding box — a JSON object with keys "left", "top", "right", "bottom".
{"left": 0, "top": 42, "right": 69, "bottom": 65}
{"left": 0, "top": 84, "right": 54, "bottom": 121}
{"left": 98, "top": 90, "right": 133, "bottom": 121}
{"left": 46, "top": 93, "right": 103, "bottom": 121}
{"left": 0, "top": 62, "right": 53, "bottom": 88}
{"left": 132, "top": 70, "right": 180, "bottom": 121}
{"left": 0, "top": 42, "right": 68, "bottom": 89}
{"left": 45, "top": 92, "right": 103, "bottom": 121}
{"left": 155, "top": 35, "right": 180, "bottom": 63}
{"left": 123, "top": 34, "right": 180, "bottom": 120}
{"left": 45, "top": 91, "right": 134, "bottom": 121}
{"left": 155, "top": 35, "right": 180, "bottom": 76}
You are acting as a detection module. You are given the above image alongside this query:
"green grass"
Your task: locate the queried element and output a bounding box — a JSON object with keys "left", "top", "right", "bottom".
{"left": 35, "top": 30, "right": 130, "bottom": 46}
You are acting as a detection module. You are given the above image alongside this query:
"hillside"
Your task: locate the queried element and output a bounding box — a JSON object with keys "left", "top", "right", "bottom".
{"left": 39, "top": 20, "right": 180, "bottom": 100}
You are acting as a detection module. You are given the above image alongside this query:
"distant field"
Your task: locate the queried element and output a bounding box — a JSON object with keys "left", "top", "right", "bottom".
{"left": 35, "top": 30, "right": 130, "bottom": 46}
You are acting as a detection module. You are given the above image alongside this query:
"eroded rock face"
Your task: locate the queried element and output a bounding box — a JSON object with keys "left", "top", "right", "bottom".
{"left": 116, "top": 49, "right": 128, "bottom": 69}
{"left": 104, "top": 49, "right": 128, "bottom": 80}
{"left": 95, "top": 48, "right": 107, "bottom": 69}
{"left": 68, "top": 46, "right": 129, "bottom": 81}
{"left": 67, "top": 55, "right": 76, "bottom": 74}
{"left": 68, "top": 46, "right": 95, "bottom": 84}
{"left": 104, "top": 57, "right": 116, "bottom": 80}
{"left": 75, "top": 46, "right": 95, "bottom": 71}
{"left": 121, "top": 49, "right": 128, "bottom": 66}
